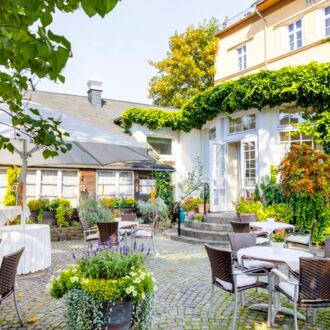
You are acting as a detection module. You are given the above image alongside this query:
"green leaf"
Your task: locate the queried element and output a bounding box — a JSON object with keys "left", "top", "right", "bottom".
{"left": 21, "top": 43, "right": 37, "bottom": 61}
{"left": 40, "top": 11, "right": 53, "bottom": 26}
{"left": 81, "top": 0, "right": 97, "bottom": 17}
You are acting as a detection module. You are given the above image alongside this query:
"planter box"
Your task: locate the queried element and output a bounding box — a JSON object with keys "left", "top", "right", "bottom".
{"left": 51, "top": 226, "right": 83, "bottom": 241}
{"left": 102, "top": 300, "right": 133, "bottom": 330}
{"left": 197, "top": 203, "right": 210, "bottom": 214}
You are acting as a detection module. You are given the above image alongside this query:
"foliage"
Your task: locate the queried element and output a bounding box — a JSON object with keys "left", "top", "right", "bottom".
{"left": 148, "top": 18, "right": 218, "bottom": 108}
{"left": 154, "top": 171, "right": 173, "bottom": 208}
{"left": 178, "top": 157, "right": 204, "bottom": 195}
{"left": 297, "top": 111, "right": 330, "bottom": 154}
{"left": 253, "top": 185, "right": 261, "bottom": 202}
{"left": 137, "top": 197, "right": 169, "bottom": 222}
{"left": 100, "top": 197, "right": 136, "bottom": 208}
{"left": 263, "top": 204, "right": 294, "bottom": 223}
{"left": 181, "top": 197, "right": 199, "bottom": 212}
{"left": 0, "top": 0, "right": 120, "bottom": 158}
{"left": 3, "top": 166, "right": 21, "bottom": 206}
{"left": 259, "top": 165, "right": 285, "bottom": 206}
{"left": 131, "top": 292, "right": 154, "bottom": 330}
{"left": 54, "top": 198, "right": 73, "bottom": 227}
{"left": 270, "top": 233, "right": 285, "bottom": 243}
{"left": 278, "top": 145, "right": 330, "bottom": 243}
{"left": 123, "top": 62, "right": 330, "bottom": 153}
{"left": 64, "top": 289, "right": 103, "bottom": 330}
{"left": 235, "top": 198, "right": 264, "bottom": 220}
{"left": 27, "top": 198, "right": 43, "bottom": 212}
{"left": 79, "top": 197, "right": 113, "bottom": 227}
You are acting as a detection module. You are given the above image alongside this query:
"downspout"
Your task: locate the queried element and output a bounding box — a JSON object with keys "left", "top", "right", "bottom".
{"left": 255, "top": 7, "right": 268, "bottom": 69}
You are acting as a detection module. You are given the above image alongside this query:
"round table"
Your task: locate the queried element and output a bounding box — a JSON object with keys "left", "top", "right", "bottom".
{"left": 249, "top": 221, "right": 295, "bottom": 235}
{"left": 0, "top": 206, "right": 31, "bottom": 226}
{"left": 237, "top": 246, "right": 313, "bottom": 326}
{"left": 0, "top": 224, "right": 51, "bottom": 275}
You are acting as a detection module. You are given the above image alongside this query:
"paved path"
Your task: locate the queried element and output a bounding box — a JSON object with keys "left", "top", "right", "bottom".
{"left": 0, "top": 235, "right": 329, "bottom": 329}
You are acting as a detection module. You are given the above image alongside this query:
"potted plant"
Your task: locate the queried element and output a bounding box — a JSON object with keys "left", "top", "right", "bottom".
{"left": 197, "top": 198, "right": 210, "bottom": 214}
{"left": 270, "top": 233, "right": 285, "bottom": 253}
{"left": 49, "top": 242, "right": 155, "bottom": 330}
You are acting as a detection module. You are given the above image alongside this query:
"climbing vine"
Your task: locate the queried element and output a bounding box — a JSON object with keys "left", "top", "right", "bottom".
{"left": 123, "top": 62, "right": 330, "bottom": 136}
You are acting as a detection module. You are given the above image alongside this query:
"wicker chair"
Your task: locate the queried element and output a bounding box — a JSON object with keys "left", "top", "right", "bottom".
{"left": 97, "top": 222, "right": 119, "bottom": 245}
{"left": 285, "top": 219, "right": 316, "bottom": 252}
{"left": 239, "top": 214, "right": 257, "bottom": 223}
{"left": 0, "top": 247, "right": 25, "bottom": 327}
{"left": 325, "top": 237, "right": 330, "bottom": 258}
{"left": 272, "top": 257, "right": 330, "bottom": 330}
{"left": 204, "top": 244, "right": 268, "bottom": 330}
{"left": 231, "top": 221, "right": 268, "bottom": 245}
{"left": 79, "top": 216, "right": 99, "bottom": 242}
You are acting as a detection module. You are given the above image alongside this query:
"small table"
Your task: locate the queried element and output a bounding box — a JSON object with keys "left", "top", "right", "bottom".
{"left": 249, "top": 221, "right": 295, "bottom": 235}
{"left": 119, "top": 221, "right": 139, "bottom": 247}
{"left": 0, "top": 224, "right": 51, "bottom": 275}
{"left": 237, "top": 246, "right": 313, "bottom": 326}
{"left": 0, "top": 206, "right": 31, "bottom": 227}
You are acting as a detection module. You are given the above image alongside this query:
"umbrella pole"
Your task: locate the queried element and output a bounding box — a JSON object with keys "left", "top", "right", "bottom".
{"left": 21, "top": 139, "right": 28, "bottom": 227}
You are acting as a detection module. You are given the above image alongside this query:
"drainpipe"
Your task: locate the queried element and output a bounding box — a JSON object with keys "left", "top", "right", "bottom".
{"left": 255, "top": 7, "right": 268, "bottom": 69}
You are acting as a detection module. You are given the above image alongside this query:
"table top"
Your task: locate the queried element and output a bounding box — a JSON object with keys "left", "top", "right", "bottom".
{"left": 0, "top": 224, "right": 50, "bottom": 232}
{"left": 118, "top": 221, "right": 139, "bottom": 229}
{"left": 249, "top": 221, "right": 294, "bottom": 234}
{"left": 237, "top": 246, "right": 313, "bottom": 272}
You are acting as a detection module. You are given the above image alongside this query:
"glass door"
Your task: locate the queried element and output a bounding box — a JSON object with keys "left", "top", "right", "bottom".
{"left": 209, "top": 141, "right": 226, "bottom": 212}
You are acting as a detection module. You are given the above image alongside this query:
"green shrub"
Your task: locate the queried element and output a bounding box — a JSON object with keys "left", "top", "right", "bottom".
{"left": 137, "top": 197, "right": 169, "bottom": 222}
{"left": 99, "top": 197, "right": 136, "bottom": 208}
{"left": 193, "top": 214, "right": 203, "bottom": 221}
{"left": 3, "top": 166, "right": 21, "bottom": 206}
{"left": 181, "top": 197, "right": 199, "bottom": 212}
{"left": 27, "top": 199, "right": 43, "bottom": 212}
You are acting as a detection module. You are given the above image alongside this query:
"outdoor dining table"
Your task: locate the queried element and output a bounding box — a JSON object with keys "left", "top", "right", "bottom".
{"left": 237, "top": 246, "right": 313, "bottom": 326}
{"left": 249, "top": 221, "right": 295, "bottom": 235}
{"left": 118, "top": 220, "right": 139, "bottom": 247}
{"left": 0, "top": 224, "right": 51, "bottom": 275}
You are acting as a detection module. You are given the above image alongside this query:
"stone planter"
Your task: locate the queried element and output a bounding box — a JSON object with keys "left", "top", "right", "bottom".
{"left": 119, "top": 207, "right": 136, "bottom": 214}
{"left": 51, "top": 226, "right": 83, "bottom": 241}
{"left": 197, "top": 203, "right": 210, "bottom": 214}
{"left": 29, "top": 211, "right": 39, "bottom": 223}
{"left": 42, "top": 210, "right": 57, "bottom": 227}
{"left": 102, "top": 299, "right": 133, "bottom": 330}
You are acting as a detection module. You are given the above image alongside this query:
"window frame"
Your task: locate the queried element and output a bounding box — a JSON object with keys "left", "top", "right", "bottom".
{"left": 146, "top": 136, "right": 172, "bottom": 156}
{"left": 326, "top": 6, "right": 330, "bottom": 36}
{"left": 288, "top": 19, "right": 303, "bottom": 52}
{"left": 237, "top": 44, "right": 247, "bottom": 71}
{"left": 228, "top": 114, "right": 256, "bottom": 135}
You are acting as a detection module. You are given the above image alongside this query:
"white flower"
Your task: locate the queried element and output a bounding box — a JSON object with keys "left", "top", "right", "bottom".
{"left": 133, "top": 278, "right": 141, "bottom": 284}
{"left": 132, "top": 290, "right": 137, "bottom": 297}
{"left": 70, "top": 276, "right": 79, "bottom": 283}
{"left": 139, "top": 273, "right": 146, "bottom": 280}
{"left": 141, "top": 293, "right": 145, "bottom": 300}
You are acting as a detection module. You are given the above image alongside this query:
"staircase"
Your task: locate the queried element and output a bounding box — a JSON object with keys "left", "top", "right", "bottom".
{"left": 166, "top": 212, "right": 239, "bottom": 246}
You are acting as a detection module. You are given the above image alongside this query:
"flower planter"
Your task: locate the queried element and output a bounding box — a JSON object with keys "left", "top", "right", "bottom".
{"left": 102, "top": 300, "right": 133, "bottom": 330}
{"left": 197, "top": 203, "right": 210, "bottom": 214}
{"left": 42, "top": 210, "right": 57, "bottom": 227}
{"left": 271, "top": 241, "right": 284, "bottom": 254}
{"left": 119, "top": 207, "right": 136, "bottom": 214}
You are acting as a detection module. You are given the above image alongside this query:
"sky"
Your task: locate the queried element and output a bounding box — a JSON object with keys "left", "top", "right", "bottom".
{"left": 36, "top": 0, "right": 253, "bottom": 105}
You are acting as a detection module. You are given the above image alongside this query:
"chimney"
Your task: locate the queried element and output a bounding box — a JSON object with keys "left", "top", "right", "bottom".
{"left": 87, "top": 80, "right": 103, "bottom": 107}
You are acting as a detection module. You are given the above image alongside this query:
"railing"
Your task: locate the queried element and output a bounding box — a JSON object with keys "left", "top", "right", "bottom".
{"left": 173, "top": 182, "right": 209, "bottom": 237}
{"left": 218, "top": 6, "right": 256, "bottom": 32}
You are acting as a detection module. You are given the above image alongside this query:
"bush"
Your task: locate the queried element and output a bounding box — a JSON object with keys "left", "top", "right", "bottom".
{"left": 27, "top": 199, "right": 43, "bottom": 212}
{"left": 181, "top": 196, "right": 199, "bottom": 212}
{"left": 137, "top": 197, "right": 169, "bottom": 222}
{"left": 235, "top": 198, "right": 265, "bottom": 220}
{"left": 3, "top": 166, "right": 21, "bottom": 206}
{"left": 100, "top": 197, "right": 136, "bottom": 208}
{"left": 79, "top": 197, "right": 113, "bottom": 227}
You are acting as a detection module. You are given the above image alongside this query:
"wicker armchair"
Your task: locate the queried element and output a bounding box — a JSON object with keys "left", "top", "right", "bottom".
{"left": 325, "top": 237, "right": 330, "bottom": 258}
{"left": 0, "top": 247, "right": 25, "bottom": 327}
{"left": 204, "top": 244, "right": 268, "bottom": 330}
{"left": 231, "top": 221, "right": 268, "bottom": 245}
{"left": 97, "top": 222, "right": 119, "bottom": 245}
{"left": 79, "top": 216, "right": 99, "bottom": 242}
{"left": 272, "top": 257, "right": 330, "bottom": 330}
{"left": 285, "top": 219, "right": 316, "bottom": 252}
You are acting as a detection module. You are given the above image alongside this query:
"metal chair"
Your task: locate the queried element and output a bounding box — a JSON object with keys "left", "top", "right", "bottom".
{"left": 272, "top": 257, "right": 330, "bottom": 330}
{"left": 231, "top": 221, "right": 268, "bottom": 245}
{"left": 285, "top": 219, "right": 317, "bottom": 252}
{"left": 0, "top": 247, "right": 25, "bottom": 327}
{"left": 204, "top": 244, "right": 268, "bottom": 330}
{"left": 325, "top": 237, "right": 330, "bottom": 258}
{"left": 79, "top": 216, "right": 99, "bottom": 242}
{"left": 134, "top": 215, "right": 158, "bottom": 253}
{"left": 97, "top": 222, "right": 119, "bottom": 245}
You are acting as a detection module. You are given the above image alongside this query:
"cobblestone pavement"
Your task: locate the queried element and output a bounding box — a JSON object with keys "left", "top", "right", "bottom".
{"left": 0, "top": 235, "right": 329, "bottom": 330}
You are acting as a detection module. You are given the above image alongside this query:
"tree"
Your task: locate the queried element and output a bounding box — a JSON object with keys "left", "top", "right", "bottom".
{"left": 0, "top": 0, "right": 120, "bottom": 158}
{"left": 148, "top": 18, "right": 218, "bottom": 108}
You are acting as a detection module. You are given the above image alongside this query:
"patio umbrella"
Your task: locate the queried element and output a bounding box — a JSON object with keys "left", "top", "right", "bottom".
{"left": 0, "top": 102, "right": 153, "bottom": 225}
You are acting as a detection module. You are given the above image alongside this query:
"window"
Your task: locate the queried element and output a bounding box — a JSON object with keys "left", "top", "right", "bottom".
{"left": 229, "top": 114, "right": 256, "bottom": 134}
{"left": 26, "top": 170, "right": 37, "bottom": 200}
{"left": 243, "top": 141, "right": 256, "bottom": 187}
{"left": 62, "top": 171, "right": 78, "bottom": 205}
{"left": 97, "top": 171, "right": 133, "bottom": 198}
{"left": 280, "top": 132, "right": 319, "bottom": 150}
{"left": 237, "top": 45, "right": 247, "bottom": 71}
{"left": 0, "top": 169, "right": 6, "bottom": 205}
{"left": 139, "top": 179, "right": 156, "bottom": 195}
{"left": 209, "top": 127, "right": 216, "bottom": 140}
{"left": 326, "top": 6, "right": 330, "bottom": 36}
{"left": 147, "top": 137, "right": 172, "bottom": 155}
{"left": 40, "top": 170, "right": 58, "bottom": 199}
{"left": 279, "top": 108, "right": 304, "bottom": 126}
{"left": 288, "top": 19, "right": 302, "bottom": 51}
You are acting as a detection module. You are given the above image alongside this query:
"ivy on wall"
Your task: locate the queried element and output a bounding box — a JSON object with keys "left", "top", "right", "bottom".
{"left": 122, "top": 62, "right": 330, "bottom": 133}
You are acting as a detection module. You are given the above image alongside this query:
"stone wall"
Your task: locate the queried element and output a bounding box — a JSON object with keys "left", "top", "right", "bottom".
{"left": 51, "top": 226, "right": 84, "bottom": 241}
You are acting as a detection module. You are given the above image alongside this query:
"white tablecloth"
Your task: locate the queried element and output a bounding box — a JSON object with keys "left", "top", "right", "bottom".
{"left": 0, "top": 224, "right": 51, "bottom": 275}
{"left": 237, "top": 246, "right": 313, "bottom": 272}
{"left": 250, "top": 222, "right": 295, "bottom": 234}
{"left": 0, "top": 206, "right": 31, "bottom": 226}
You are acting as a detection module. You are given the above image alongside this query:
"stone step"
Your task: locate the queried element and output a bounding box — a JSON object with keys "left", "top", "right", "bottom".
{"left": 203, "top": 212, "right": 239, "bottom": 224}
{"left": 165, "top": 228, "right": 230, "bottom": 247}
{"left": 180, "top": 226, "right": 230, "bottom": 241}
{"left": 183, "top": 220, "right": 232, "bottom": 232}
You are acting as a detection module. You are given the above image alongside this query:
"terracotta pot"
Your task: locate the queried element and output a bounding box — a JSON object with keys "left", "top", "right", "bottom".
{"left": 197, "top": 203, "right": 210, "bottom": 214}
